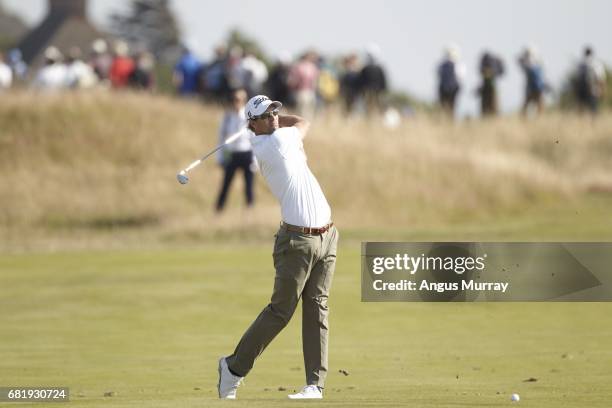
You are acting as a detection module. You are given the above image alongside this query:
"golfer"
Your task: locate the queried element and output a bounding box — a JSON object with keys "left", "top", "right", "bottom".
{"left": 217, "top": 95, "right": 339, "bottom": 400}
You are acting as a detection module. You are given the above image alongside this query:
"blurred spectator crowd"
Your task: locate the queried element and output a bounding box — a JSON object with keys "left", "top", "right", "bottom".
{"left": 0, "top": 38, "right": 608, "bottom": 118}
{"left": 0, "top": 39, "right": 155, "bottom": 92}
{"left": 173, "top": 42, "right": 389, "bottom": 118}
{"left": 437, "top": 44, "right": 607, "bottom": 117}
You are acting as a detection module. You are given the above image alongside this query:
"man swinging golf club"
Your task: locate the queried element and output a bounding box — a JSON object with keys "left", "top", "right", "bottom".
{"left": 217, "top": 95, "right": 339, "bottom": 400}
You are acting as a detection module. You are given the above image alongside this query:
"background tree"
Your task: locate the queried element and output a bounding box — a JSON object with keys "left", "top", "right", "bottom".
{"left": 0, "top": 1, "right": 28, "bottom": 51}
{"left": 226, "top": 28, "right": 270, "bottom": 66}
{"left": 109, "top": 0, "right": 181, "bottom": 63}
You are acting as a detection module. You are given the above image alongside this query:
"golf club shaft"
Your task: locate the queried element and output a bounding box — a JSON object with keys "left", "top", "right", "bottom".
{"left": 182, "top": 128, "right": 245, "bottom": 173}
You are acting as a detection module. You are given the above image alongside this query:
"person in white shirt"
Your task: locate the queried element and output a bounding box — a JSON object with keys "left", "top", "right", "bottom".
{"left": 0, "top": 52, "right": 13, "bottom": 90}
{"left": 217, "top": 95, "right": 339, "bottom": 400}
{"left": 65, "top": 47, "right": 98, "bottom": 89}
{"left": 215, "top": 88, "right": 255, "bottom": 212}
{"left": 33, "top": 46, "right": 68, "bottom": 91}
{"left": 240, "top": 52, "right": 268, "bottom": 95}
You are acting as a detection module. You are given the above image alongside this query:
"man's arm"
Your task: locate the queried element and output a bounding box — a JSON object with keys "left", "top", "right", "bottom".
{"left": 278, "top": 114, "right": 310, "bottom": 139}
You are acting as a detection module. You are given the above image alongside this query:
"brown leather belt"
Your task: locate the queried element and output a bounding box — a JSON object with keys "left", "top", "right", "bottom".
{"left": 281, "top": 221, "right": 334, "bottom": 235}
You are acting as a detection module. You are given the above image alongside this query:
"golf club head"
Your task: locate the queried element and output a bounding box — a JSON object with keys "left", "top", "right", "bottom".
{"left": 177, "top": 171, "right": 189, "bottom": 185}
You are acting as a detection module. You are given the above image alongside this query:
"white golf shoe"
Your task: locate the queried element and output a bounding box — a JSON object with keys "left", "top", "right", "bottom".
{"left": 217, "top": 357, "right": 243, "bottom": 399}
{"left": 288, "top": 385, "right": 323, "bottom": 399}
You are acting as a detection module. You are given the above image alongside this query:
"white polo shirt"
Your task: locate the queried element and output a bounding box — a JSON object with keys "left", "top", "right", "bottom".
{"left": 250, "top": 126, "right": 331, "bottom": 228}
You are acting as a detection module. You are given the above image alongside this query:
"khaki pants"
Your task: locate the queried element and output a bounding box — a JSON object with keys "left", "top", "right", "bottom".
{"left": 226, "top": 224, "right": 339, "bottom": 387}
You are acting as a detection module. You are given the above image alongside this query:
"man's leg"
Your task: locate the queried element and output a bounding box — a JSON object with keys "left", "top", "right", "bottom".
{"left": 215, "top": 155, "right": 238, "bottom": 212}
{"left": 238, "top": 152, "right": 255, "bottom": 207}
{"left": 226, "top": 229, "right": 317, "bottom": 377}
{"left": 301, "top": 226, "right": 339, "bottom": 387}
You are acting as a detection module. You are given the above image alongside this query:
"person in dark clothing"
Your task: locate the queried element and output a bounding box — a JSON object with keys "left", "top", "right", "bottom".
{"left": 266, "top": 53, "right": 294, "bottom": 107}
{"left": 574, "top": 46, "right": 607, "bottom": 114}
{"left": 359, "top": 45, "right": 388, "bottom": 115}
{"left": 203, "top": 45, "right": 230, "bottom": 104}
{"left": 478, "top": 51, "right": 505, "bottom": 117}
{"left": 129, "top": 51, "right": 155, "bottom": 91}
{"left": 340, "top": 53, "right": 361, "bottom": 115}
{"left": 437, "top": 46, "right": 465, "bottom": 117}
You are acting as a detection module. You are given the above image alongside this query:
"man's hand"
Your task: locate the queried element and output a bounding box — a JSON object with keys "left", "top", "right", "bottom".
{"left": 278, "top": 114, "right": 310, "bottom": 139}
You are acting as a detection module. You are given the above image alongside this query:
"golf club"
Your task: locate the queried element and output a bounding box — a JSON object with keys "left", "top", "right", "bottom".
{"left": 176, "top": 128, "right": 246, "bottom": 185}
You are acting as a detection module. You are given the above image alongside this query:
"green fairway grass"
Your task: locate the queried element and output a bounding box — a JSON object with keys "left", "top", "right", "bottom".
{"left": 1, "top": 246, "right": 611, "bottom": 407}
{"left": 2, "top": 92, "right": 612, "bottom": 406}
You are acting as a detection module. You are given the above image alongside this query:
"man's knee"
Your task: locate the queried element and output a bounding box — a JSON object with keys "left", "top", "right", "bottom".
{"left": 303, "top": 294, "right": 329, "bottom": 311}
{"left": 266, "top": 301, "right": 297, "bottom": 326}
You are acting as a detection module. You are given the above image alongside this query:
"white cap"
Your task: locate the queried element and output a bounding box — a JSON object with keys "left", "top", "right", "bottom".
{"left": 365, "top": 42, "right": 381, "bottom": 61}
{"left": 524, "top": 44, "right": 538, "bottom": 59}
{"left": 277, "top": 50, "right": 292, "bottom": 65}
{"left": 92, "top": 38, "right": 107, "bottom": 54}
{"left": 44, "top": 46, "right": 62, "bottom": 62}
{"left": 444, "top": 44, "right": 461, "bottom": 61}
{"left": 245, "top": 95, "right": 282, "bottom": 120}
{"left": 114, "top": 40, "right": 129, "bottom": 57}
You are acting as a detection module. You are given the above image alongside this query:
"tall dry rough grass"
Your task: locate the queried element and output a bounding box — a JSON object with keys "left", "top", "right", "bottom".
{"left": 1, "top": 91, "right": 611, "bottom": 249}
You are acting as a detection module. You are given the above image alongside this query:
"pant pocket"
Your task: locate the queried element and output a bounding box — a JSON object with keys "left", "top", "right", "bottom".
{"left": 273, "top": 231, "right": 291, "bottom": 259}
